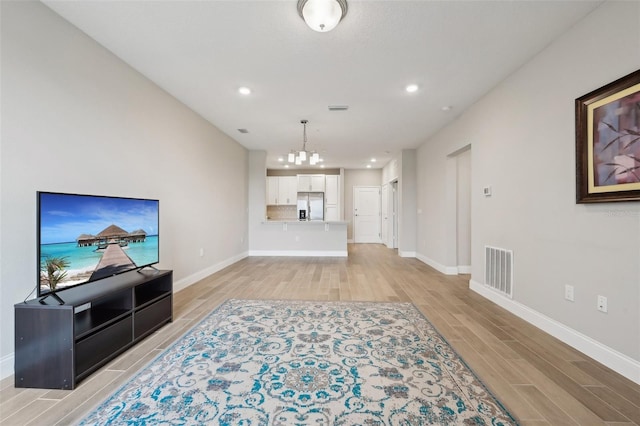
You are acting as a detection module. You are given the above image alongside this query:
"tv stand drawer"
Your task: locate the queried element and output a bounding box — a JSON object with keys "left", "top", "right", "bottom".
{"left": 75, "top": 315, "right": 133, "bottom": 377}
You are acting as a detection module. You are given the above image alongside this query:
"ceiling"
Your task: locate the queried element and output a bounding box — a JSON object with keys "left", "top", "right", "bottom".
{"left": 42, "top": 0, "right": 603, "bottom": 170}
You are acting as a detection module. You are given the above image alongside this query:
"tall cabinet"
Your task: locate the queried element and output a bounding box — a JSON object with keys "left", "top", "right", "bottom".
{"left": 325, "top": 175, "right": 340, "bottom": 221}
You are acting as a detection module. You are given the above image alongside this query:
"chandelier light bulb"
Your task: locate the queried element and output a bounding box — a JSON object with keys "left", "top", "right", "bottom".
{"left": 284, "top": 119, "right": 324, "bottom": 167}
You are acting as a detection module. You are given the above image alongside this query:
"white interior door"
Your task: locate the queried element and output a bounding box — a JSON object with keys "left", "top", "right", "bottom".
{"left": 354, "top": 186, "right": 381, "bottom": 243}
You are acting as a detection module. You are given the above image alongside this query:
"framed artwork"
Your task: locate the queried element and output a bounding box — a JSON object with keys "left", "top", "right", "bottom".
{"left": 576, "top": 69, "right": 640, "bottom": 203}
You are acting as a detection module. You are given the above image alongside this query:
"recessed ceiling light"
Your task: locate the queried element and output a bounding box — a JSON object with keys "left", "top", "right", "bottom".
{"left": 405, "top": 84, "right": 419, "bottom": 93}
{"left": 366, "top": 164, "right": 372, "bottom": 168}
{"left": 238, "top": 87, "right": 251, "bottom": 95}
{"left": 320, "top": 164, "right": 325, "bottom": 168}
{"left": 278, "top": 157, "right": 284, "bottom": 162}
{"left": 441, "top": 105, "right": 453, "bottom": 111}
{"left": 371, "top": 158, "right": 377, "bottom": 163}
{"left": 284, "top": 164, "right": 290, "bottom": 168}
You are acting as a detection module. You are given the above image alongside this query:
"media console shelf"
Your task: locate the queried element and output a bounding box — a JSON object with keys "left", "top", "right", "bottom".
{"left": 14, "top": 269, "right": 172, "bottom": 389}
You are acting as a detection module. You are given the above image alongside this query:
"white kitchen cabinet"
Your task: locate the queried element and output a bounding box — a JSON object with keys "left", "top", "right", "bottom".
{"left": 325, "top": 205, "right": 339, "bottom": 222}
{"left": 267, "top": 176, "right": 297, "bottom": 205}
{"left": 325, "top": 175, "right": 338, "bottom": 205}
{"left": 297, "top": 174, "right": 325, "bottom": 192}
{"left": 266, "top": 176, "right": 279, "bottom": 205}
{"left": 278, "top": 176, "right": 298, "bottom": 205}
{"left": 324, "top": 175, "right": 340, "bottom": 221}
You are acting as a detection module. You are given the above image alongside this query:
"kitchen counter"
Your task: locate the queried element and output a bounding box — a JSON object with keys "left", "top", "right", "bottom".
{"left": 263, "top": 219, "right": 348, "bottom": 224}
{"left": 250, "top": 220, "right": 348, "bottom": 257}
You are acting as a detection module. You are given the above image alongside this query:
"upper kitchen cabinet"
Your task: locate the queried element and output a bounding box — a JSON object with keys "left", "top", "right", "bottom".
{"left": 298, "top": 174, "right": 325, "bottom": 192}
{"left": 325, "top": 175, "right": 338, "bottom": 205}
{"left": 278, "top": 176, "right": 298, "bottom": 205}
{"left": 267, "top": 176, "right": 279, "bottom": 205}
{"left": 267, "top": 176, "right": 297, "bottom": 205}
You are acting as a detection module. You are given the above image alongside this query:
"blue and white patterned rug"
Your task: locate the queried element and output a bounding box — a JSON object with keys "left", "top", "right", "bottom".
{"left": 79, "top": 299, "right": 519, "bottom": 425}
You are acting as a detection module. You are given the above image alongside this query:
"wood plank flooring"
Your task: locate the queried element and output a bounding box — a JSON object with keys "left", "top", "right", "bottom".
{"left": 1, "top": 244, "right": 638, "bottom": 425}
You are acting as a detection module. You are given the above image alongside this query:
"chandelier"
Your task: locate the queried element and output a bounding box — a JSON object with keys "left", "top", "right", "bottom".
{"left": 297, "top": 0, "right": 348, "bottom": 33}
{"left": 289, "top": 120, "right": 321, "bottom": 166}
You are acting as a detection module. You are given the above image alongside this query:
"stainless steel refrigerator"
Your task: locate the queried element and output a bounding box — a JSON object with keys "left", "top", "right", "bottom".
{"left": 297, "top": 192, "right": 324, "bottom": 221}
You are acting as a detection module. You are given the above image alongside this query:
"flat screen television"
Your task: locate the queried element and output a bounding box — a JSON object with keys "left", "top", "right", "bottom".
{"left": 37, "top": 191, "right": 159, "bottom": 303}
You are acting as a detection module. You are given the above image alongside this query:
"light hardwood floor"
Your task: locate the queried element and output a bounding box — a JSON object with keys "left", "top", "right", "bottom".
{"left": 1, "top": 244, "right": 638, "bottom": 425}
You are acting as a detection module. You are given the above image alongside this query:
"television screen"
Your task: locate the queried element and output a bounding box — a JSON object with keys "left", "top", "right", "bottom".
{"left": 38, "top": 192, "right": 159, "bottom": 297}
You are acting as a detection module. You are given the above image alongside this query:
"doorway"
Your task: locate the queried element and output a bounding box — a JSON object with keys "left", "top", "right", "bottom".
{"left": 453, "top": 147, "right": 471, "bottom": 273}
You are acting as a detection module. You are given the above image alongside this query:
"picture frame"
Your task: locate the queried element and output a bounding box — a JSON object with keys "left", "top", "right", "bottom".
{"left": 575, "top": 69, "right": 640, "bottom": 203}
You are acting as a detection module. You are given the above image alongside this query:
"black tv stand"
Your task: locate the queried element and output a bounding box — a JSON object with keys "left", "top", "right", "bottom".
{"left": 15, "top": 269, "right": 172, "bottom": 389}
{"left": 38, "top": 291, "right": 65, "bottom": 305}
{"left": 137, "top": 264, "right": 159, "bottom": 273}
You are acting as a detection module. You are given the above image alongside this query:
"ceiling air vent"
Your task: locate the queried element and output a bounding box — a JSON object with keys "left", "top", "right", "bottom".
{"left": 328, "top": 105, "right": 349, "bottom": 111}
{"left": 237, "top": 128, "right": 249, "bottom": 134}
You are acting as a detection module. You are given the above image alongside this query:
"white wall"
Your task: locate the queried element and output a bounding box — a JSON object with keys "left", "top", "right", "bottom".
{"left": 0, "top": 1, "right": 248, "bottom": 377}
{"left": 398, "top": 150, "right": 417, "bottom": 256}
{"left": 416, "top": 1, "right": 640, "bottom": 380}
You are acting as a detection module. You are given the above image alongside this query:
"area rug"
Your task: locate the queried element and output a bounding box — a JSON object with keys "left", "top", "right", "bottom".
{"left": 79, "top": 299, "right": 519, "bottom": 425}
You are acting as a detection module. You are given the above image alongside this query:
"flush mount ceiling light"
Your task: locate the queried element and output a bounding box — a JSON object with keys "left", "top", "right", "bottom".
{"left": 288, "top": 120, "right": 321, "bottom": 166}
{"left": 297, "top": 0, "right": 348, "bottom": 32}
{"left": 238, "top": 87, "right": 251, "bottom": 95}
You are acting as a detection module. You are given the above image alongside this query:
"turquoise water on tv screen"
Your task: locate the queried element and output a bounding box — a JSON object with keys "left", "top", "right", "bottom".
{"left": 40, "top": 235, "right": 159, "bottom": 273}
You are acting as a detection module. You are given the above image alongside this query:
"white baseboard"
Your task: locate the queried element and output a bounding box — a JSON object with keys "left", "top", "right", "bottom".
{"left": 0, "top": 353, "right": 14, "bottom": 381}
{"left": 469, "top": 279, "right": 640, "bottom": 385}
{"left": 416, "top": 253, "right": 459, "bottom": 275}
{"left": 248, "top": 250, "right": 348, "bottom": 257}
{"left": 398, "top": 251, "right": 416, "bottom": 258}
{"left": 457, "top": 265, "right": 472, "bottom": 274}
{"left": 173, "top": 251, "right": 249, "bottom": 293}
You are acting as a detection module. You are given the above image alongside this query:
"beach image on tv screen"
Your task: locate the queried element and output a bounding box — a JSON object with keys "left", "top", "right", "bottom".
{"left": 39, "top": 193, "right": 159, "bottom": 294}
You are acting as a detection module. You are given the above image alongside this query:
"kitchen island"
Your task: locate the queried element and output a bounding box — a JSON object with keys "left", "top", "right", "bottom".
{"left": 249, "top": 220, "right": 348, "bottom": 257}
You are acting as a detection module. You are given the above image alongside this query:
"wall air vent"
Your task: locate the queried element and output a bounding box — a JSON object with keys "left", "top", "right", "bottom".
{"left": 237, "top": 129, "right": 249, "bottom": 134}
{"left": 328, "top": 105, "right": 349, "bottom": 111}
{"left": 484, "top": 245, "right": 513, "bottom": 298}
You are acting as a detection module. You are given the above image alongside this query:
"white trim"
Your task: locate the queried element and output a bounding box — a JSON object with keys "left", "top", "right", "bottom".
{"left": 347, "top": 239, "right": 354, "bottom": 243}
{"left": 457, "top": 265, "right": 472, "bottom": 274}
{"left": 398, "top": 251, "right": 416, "bottom": 258}
{"left": 173, "top": 251, "right": 249, "bottom": 293}
{"left": 416, "top": 253, "right": 458, "bottom": 275}
{"left": 0, "top": 352, "right": 14, "bottom": 381}
{"left": 249, "top": 250, "right": 348, "bottom": 257}
{"left": 469, "top": 279, "right": 640, "bottom": 385}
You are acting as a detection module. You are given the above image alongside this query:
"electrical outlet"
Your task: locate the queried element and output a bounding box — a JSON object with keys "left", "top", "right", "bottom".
{"left": 597, "top": 295, "right": 608, "bottom": 313}
{"left": 564, "top": 285, "right": 574, "bottom": 302}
